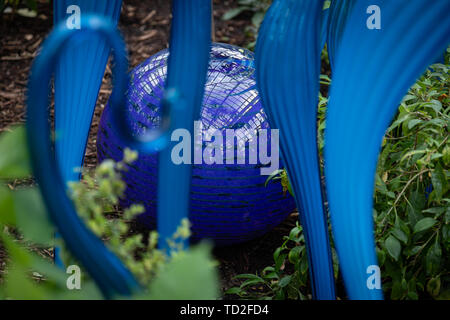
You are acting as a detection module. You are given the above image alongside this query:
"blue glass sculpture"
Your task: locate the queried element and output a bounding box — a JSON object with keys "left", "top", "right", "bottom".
{"left": 52, "top": 0, "right": 123, "bottom": 267}
{"left": 27, "top": 15, "right": 139, "bottom": 299}
{"left": 255, "top": 0, "right": 336, "bottom": 300}
{"left": 326, "top": 0, "right": 354, "bottom": 70}
{"left": 97, "top": 43, "right": 296, "bottom": 245}
{"left": 53, "top": 0, "right": 123, "bottom": 183}
{"left": 325, "top": 0, "right": 450, "bottom": 299}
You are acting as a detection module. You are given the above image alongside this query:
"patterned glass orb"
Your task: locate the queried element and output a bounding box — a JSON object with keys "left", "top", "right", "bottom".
{"left": 97, "top": 43, "right": 296, "bottom": 245}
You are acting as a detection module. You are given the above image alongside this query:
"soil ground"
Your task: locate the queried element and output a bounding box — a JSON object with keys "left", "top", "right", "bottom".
{"left": 0, "top": 0, "right": 304, "bottom": 296}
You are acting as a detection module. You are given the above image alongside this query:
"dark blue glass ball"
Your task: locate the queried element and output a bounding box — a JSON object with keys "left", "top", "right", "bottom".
{"left": 97, "top": 43, "right": 296, "bottom": 245}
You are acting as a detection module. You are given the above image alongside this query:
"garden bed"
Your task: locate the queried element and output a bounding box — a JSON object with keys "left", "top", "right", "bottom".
{"left": 0, "top": 0, "right": 301, "bottom": 297}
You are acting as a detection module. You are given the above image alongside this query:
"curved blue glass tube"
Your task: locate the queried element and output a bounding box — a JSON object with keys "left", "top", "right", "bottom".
{"left": 27, "top": 15, "right": 140, "bottom": 298}
{"left": 326, "top": 0, "right": 355, "bottom": 70}
{"left": 52, "top": 0, "right": 122, "bottom": 269}
{"left": 156, "top": 0, "right": 212, "bottom": 252}
{"left": 255, "top": 0, "right": 336, "bottom": 300}
{"left": 53, "top": 0, "right": 122, "bottom": 183}
{"left": 320, "top": 4, "right": 330, "bottom": 50}
{"left": 325, "top": 0, "right": 450, "bottom": 299}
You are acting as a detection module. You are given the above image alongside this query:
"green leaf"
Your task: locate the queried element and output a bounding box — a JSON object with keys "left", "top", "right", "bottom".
{"left": 413, "top": 217, "right": 437, "bottom": 233}
{"left": 331, "top": 247, "right": 339, "bottom": 278}
{"left": 385, "top": 235, "right": 401, "bottom": 261}
{"left": 262, "top": 266, "right": 275, "bottom": 274}
{"left": 390, "top": 281, "right": 404, "bottom": 300}
{"left": 427, "top": 277, "right": 441, "bottom": 297}
{"left": 0, "top": 186, "right": 15, "bottom": 225}
{"left": 288, "top": 226, "right": 302, "bottom": 241}
{"left": 442, "top": 224, "right": 449, "bottom": 243}
{"left": 299, "top": 255, "right": 308, "bottom": 274}
{"left": 443, "top": 145, "right": 450, "bottom": 167}
{"left": 251, "top": 11, "right": 264, "bottom": 28}
{"left": 288, "top": 246, "right": 301, "bottom": 264}
{"left": 422, "top": 207, "right": 446, "bottom": 217}
{"left": 0, "top": 126, "right": 31, "bottom": 179}
{"left": 445, "top": 205, "right": 450, "bottom": 224}
{"left": 407, "top": 291, "right": 419, "bottom": 300}
{"left": 274, "top": 288, "right": 285, "bottom": 300}
{"left": 407, "top": 191, "right": 425, "bottom": 226}
{"left": 1, "top": 232, "right": 101, "bottom": 300}
{"left": 376, "top": 247, "right": 386, "bottom": 266}
{"left": 234, "top": 273, "right": 263, "bottom": 281}
{"left": 225, "top": 287, "right": 243, "bottom": 295}
{"left": 387, "top": 113, "right": 410, "bottom": 131}
{"left": 424, "top": 100, "right": 442, "bottom": 113}
{"left": 431, "top": 163, "right": 447, "bottom": 200}
{"left": 407, "top": 279, "right": 418, "bottom": 300}
{"left": 273, "top": 247, "right": 286, "bottom": 271}
{"left": 425, "top": 240, "right": 441, "bottom": 276}
{"left": 4, "top": 263, "right": 46, "bottom": 299}
{"left": 407, "top": 119, "right": 423, "bottom": 129}
{"left": 400, "top": 149, "right": 428, "bottom": 163}
{"left": 240, "top": 278, "right": 265, "bottom": 289}
{"left": 222, "top": 7, "right": 248, "bottom": 21}
{"left": 264, "top": 169, "right": 283, "bottom": 187}
{"left": 13, "top": 188, "right": 54, "bottom": 245}
{"left": 263, "top": 272, "right": 279, "bottom": 280}
{"left": 0, "top": 231, "right": 32, "bottom": 266}
{"left": 278, "top": 275, "right": 292, "bottom": 288}
{"left": 391, "top": 228, "right": 408, "bottom": 244}
{"left": 146, "top": 244, "right": 219, "bottom": 300}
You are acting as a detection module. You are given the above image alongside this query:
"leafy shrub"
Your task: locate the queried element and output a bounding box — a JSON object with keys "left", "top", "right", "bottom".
{"left": 225, "top": 221, "right": 338, "bottom": 300}
{"left": 372, "top": 60, "right": 449, "bottom": 300}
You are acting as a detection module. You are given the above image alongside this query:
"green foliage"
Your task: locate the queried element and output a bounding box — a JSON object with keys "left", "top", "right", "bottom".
{"left": 225, "top": 222, "right": 339, "bottom": 300}
{"left": 0, "top": 127, "right": 100, "bottom": 299}
{"left": 64, "top": 149, "right": 165, "bottom": 286}
{"left": 372, "top": 61, "right": 449, "bottom": 300}
{"left": 265, "top": 169, "right": 293, "bottom": 197}
{"left": 0, "top": 127, "right": 219, "bottom": 300}
{"left": 229, "top": 55, "right": 450, "bottom": 300}
{"left": 66, "top": 151, "right": 218, "bottom": 292}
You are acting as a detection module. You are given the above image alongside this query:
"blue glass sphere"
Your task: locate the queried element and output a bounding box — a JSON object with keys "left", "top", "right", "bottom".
{"left": 97, "top": 43, "right": 296, "bottom": 245}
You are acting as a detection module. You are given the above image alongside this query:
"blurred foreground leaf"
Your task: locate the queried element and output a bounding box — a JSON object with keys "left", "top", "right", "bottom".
{"left": 0, "top": 126, "right": 30, "bottom": 179}
{"left": 146, "top": 243, "right": 219, "bottom": 300}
